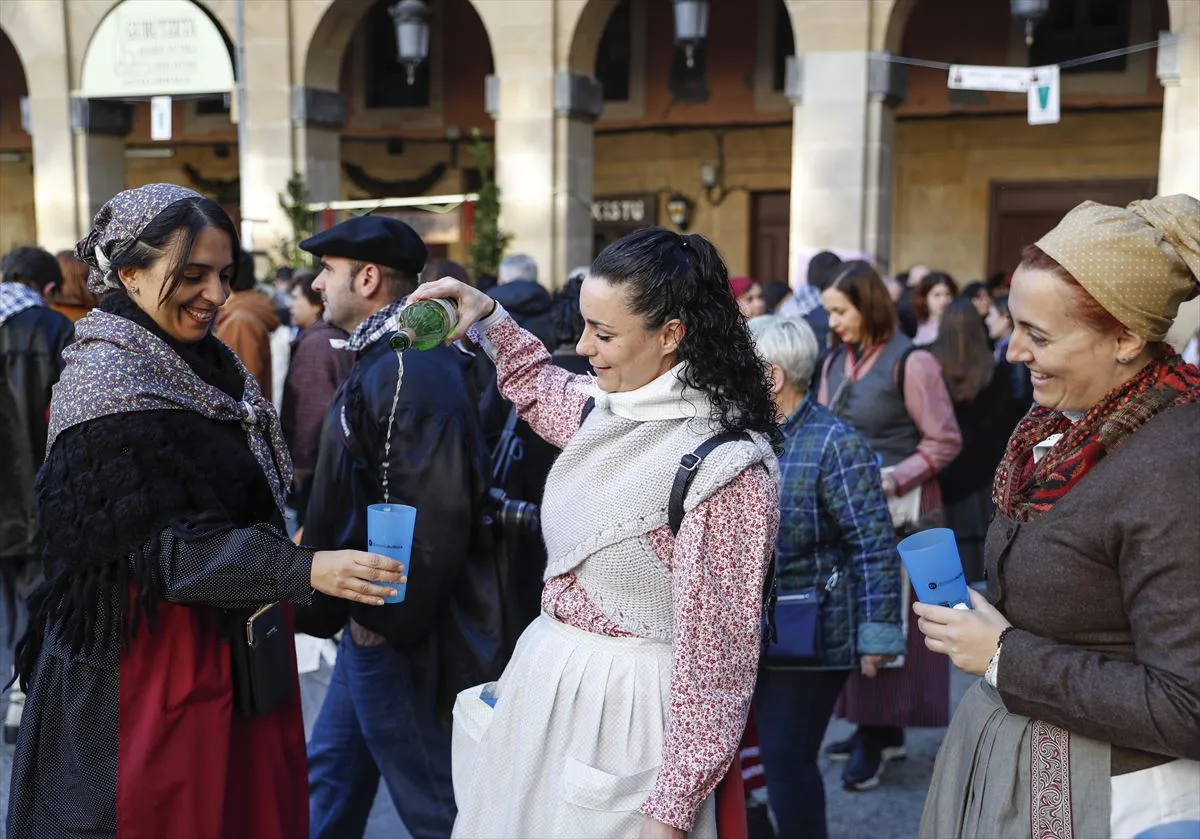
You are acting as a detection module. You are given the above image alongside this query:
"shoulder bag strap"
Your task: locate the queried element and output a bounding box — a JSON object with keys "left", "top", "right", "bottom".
{"left": 490, "top": 403, "right": 523, "bottom": 487}
{"left": 895, "top": 344, "right": 916, "bottom": 397}
{"left": 667, "top": 430, "right": 753, "bottom": 536}
{"left": 580, "top": 396, "right": 595, "bottom": 426}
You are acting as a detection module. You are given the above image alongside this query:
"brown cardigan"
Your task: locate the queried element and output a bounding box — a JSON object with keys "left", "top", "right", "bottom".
{"left": 987, "top": 401, "right": 1200, "bottom": 775}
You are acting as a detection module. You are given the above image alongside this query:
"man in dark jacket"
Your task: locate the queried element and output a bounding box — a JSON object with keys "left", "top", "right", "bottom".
{"left": 0, "top": 245, "right": 73, "bottom": 742}
{"left": 486, "top": 253, "right": 556, "bottom": 350}
{"left": 296, "top": 216, "right": 500, "bottom": 839}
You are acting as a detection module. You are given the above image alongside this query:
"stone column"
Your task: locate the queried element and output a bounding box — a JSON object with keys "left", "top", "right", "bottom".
{"left": 472, "top": 0, "right": 601, "bottom": 290}
{"left": 787, "top": 51, "right": 905, "bottom": 279}
{"left": 488, "top": 63, "right": 558, "bottom": 285}
{"left": 1157, "top": 7, "right": 1200, "bottom": 350}
{"left": 24, "top": 92, "right": 77, "bottom": 252}
{"left": 553, "top": 71, "right": 603, "bottom": 284}
{"left": 70, "top": 98, "right": 130, "bottom": 234}
{"left": 292, "top": 87, "right": 346, "bottom": 211}
{"left": 4, "top": 0, "right": 79, "bottom": 251}
{"left": 236, "top": 11, "right": 301, "bottom": 257}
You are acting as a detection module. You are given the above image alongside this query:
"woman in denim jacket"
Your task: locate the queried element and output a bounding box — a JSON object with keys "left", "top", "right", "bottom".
{"left": 749, "top": 315, "right": 904, "bottom": 839}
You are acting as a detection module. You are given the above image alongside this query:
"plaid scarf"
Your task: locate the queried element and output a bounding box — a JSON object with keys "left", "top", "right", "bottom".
{"left": 993, "top": 348, "right": 1200, "bottom": 521}
{"left": 346, "top": 299, "right": 405, "bottom": 353}
{"left": 48, "top": 310, "right": 293, "bottom": 513}
{"left": 0, "top": 281, "right": 44, "bottom": 327}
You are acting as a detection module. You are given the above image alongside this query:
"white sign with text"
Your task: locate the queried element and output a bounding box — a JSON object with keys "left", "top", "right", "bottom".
{"left": 80, "top": 0, "right": 235, "bottom": 99}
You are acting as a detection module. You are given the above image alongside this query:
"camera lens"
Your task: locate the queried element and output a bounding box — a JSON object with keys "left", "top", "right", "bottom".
{"left": 488, "top": 489, "right": 541, "bottom": 534}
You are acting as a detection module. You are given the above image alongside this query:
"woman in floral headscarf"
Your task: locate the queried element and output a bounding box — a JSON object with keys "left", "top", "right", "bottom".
{"left": 917, "top": 194, "right": 1200, "bottom": 838}
{"left": 7, "top": 185, "right": 405, "bottom": 839}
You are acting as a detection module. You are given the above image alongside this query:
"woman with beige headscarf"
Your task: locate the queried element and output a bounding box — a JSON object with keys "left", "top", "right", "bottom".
{"left": 915, "top": 194, "right": 1200, "bottom": 838}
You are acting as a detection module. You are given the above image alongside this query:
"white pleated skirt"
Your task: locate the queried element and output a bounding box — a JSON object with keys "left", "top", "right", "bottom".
{"left": 451, "top": 614, "right": 717, "bottom": 838}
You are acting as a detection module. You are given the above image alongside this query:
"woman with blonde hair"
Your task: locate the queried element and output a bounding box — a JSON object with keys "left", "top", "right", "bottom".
{"left": 918, "top": 194, "right": 1200, "bottom": 837}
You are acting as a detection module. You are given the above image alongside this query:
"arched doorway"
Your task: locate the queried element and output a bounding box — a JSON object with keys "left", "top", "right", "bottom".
{"left": 567, "top": 0, "right": 799, "bottom": 282}
{"left": 0, "top": 26, "right": 34, "bottom": 253}
{"left": 301, "top": 0, "right": 496, "bottom": 269}
{"left": 74, "top": 0, "right": 240, "bottom": 226}
{"left": 888, "top": 0, "right": 1170, "bottom": 285}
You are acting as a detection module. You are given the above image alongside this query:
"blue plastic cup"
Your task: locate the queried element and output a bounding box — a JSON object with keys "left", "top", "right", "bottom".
{"left": 1134, "top": 822, "right": 1200, "bottom": 839}
{"left": 898, "top": 528, "right": 971, "bottom": 609}
{"left": 366, "top": 503, "right": 415, "bottom": 604}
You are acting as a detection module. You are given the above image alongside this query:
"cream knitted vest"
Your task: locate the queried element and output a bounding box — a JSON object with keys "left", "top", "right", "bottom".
{"left": 540, "top": 364, "right": 778, "bottom": 643}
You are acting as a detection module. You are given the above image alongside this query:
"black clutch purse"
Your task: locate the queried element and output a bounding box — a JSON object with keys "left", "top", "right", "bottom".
{"left": 229, "top": 602, "right": 294, "bottom": 717}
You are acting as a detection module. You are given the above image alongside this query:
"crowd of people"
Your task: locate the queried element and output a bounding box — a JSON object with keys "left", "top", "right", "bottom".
{"left": 0, "top": 182, "right": 1197, "bottom": 839}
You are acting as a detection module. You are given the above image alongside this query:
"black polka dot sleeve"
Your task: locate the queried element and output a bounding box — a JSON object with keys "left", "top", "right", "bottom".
{"left": 144, "top": 520, "right": 315, "bottom": 608}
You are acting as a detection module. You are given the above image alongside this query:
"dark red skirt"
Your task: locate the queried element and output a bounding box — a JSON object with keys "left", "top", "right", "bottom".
{"left": 115, "top": 599, "right": 308, "bottom": 839}
{"left": 835, "top": 586, "right": 950, "bottom": 728}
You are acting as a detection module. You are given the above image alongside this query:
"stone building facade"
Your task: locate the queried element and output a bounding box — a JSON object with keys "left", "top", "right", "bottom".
{"left": 1, "top": 0, "right": 1197, "bottom": 342}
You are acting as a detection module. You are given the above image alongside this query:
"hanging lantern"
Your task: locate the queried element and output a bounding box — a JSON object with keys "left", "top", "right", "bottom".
{"left": 673, "top": 0, "right": 710, "bottom": 70}
{"left": 390, "top": 0, "right": 430, "bottom": 86}
{"left": 1011, "top": 0, "right": 1050, "bottom": 48}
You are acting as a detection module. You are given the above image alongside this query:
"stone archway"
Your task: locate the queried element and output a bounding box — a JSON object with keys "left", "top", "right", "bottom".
{"left": 0, "top": 26, "right": 34, "bottom": 252}
{"left": 0, "top": 1, "right": 75, "bottom": 250}
{"left": 293, "top": 0, "right": 498, "bottom": 267}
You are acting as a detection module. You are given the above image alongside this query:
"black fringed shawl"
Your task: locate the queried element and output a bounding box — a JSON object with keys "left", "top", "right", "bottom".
{"left": 16, "top": 293, "right": 287, "bottom": 685}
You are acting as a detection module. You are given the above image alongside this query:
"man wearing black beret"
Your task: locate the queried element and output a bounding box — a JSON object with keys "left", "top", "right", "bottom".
{"left": 296, "top": 215, "right": 501, "bottom": 838}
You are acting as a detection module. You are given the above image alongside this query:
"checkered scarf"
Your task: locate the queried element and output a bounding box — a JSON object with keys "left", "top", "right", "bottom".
{"left": 345, "top": 298, "right": 405, "bottom": 353}
{"left": 0, "top": 282, "right": 44, "bottom": 327}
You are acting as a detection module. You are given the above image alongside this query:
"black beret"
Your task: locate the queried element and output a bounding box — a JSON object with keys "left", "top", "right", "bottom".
{"left": 299, "top": 215, "right": 427, "bottom": 275}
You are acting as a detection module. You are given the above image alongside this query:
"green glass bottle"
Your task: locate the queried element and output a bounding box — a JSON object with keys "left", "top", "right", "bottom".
{"left": 388, "top": 299, "right": 459, "bottom": 351}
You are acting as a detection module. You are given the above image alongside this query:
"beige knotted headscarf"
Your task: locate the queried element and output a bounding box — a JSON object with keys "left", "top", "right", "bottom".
{"left": 1035, "top": 194, "right": 1200, "bottom": 342}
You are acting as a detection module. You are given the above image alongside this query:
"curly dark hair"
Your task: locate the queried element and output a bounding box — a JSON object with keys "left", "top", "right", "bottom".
{"left": 590, "top": 228, "right": 783, "bottom": 452}
{"left": 551, "top": 273, "right": 586, "bottom": 348}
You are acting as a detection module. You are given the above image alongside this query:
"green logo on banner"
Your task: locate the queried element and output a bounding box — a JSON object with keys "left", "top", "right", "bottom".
{"left": 1038, "top": 85, "right": 1050, "bottom": 110}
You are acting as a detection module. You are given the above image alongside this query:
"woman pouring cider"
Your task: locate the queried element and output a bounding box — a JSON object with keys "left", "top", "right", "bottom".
{"left": 917, "top": 194, "right": 1200, "bottom": 838}
{"left": 408, "top": 228, "right": 781, "bottom": 838}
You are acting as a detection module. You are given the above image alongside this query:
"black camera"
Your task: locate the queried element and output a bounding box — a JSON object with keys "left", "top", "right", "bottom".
{"left": 488, "top": 488, "right": 541, "bottom": 534}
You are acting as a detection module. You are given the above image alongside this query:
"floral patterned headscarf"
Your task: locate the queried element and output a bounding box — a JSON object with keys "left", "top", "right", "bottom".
{"left": 74, "top": 183, "right": 205, "bottom": 293}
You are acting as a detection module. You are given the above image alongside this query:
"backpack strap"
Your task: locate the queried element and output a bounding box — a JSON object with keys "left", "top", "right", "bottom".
{"left": 664, "top": 429, "right": 779, "bottom": 648}
{"left": 895, "top": 344, "right": 916, "bottom": 396}
{"left": 667, "top": 431, "right": 752, "bottom": 536}
{"left": 490, "top": 403, "right": 523, "bottom": 487}
{"left": 580, "top": 396, "right": 595, "bottom": 426}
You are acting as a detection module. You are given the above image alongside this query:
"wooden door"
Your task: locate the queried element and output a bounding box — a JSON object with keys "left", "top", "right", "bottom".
{"left": 988, "top": 179, "right": 1157, "bottom": 276}
{"left": 751, "top": 191, "right": 790, "bottom": 284}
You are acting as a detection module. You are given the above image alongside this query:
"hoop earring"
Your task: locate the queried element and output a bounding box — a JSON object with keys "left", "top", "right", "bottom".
{"left": 128, "top": 285, "right": 139, "bottom": 296}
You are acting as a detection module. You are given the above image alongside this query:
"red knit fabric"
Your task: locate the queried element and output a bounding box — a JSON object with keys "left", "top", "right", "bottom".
{"left": 994, "top": 349, "right": 1200, "bottom": 521}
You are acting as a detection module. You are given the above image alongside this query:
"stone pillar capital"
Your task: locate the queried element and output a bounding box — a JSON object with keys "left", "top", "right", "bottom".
{"left": 1157, "top": 31, "right": 1182, "bottom": 86}
{"left": 485, "top": 75, "right": 501, "bottom": 120}
{"left": 788, "top": 51, "right": 906, "bottom": 107}
{"left": 69, "top": 97, "right": 131, "bottom": 136}
{"left": 291, "top": 87, "right": 347, "bottom": 130}
{"left": 868, "top": 53, "right": 908, "bottom": 108}
{"left": 554, "top": 71, "right": 604, "bottom": 122}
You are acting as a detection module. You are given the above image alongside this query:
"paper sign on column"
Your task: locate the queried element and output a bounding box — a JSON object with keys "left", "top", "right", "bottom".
{"left": 1026, "top": 65, "right": 1060, "bottom": 125}
{"left": 150, "top": 96, "right": 173, "bottom": 141}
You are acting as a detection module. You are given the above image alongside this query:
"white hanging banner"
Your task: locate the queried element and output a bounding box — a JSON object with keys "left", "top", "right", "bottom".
{"left": 1027, "top": 65, "right": 1060, "bottom": 125}
{"left": 947, "top": 64, "right": 1034, "bottom": 93}
{"left": 150, "top": 96, "right": 173, "bottom": 140}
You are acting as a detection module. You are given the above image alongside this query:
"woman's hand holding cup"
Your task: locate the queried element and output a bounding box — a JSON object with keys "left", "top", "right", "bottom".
{"left": 311, "top": 550, "right": 407, "bottom": 606}
{"left": 405, "top": 278, "right": 497, "bottom": 343}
